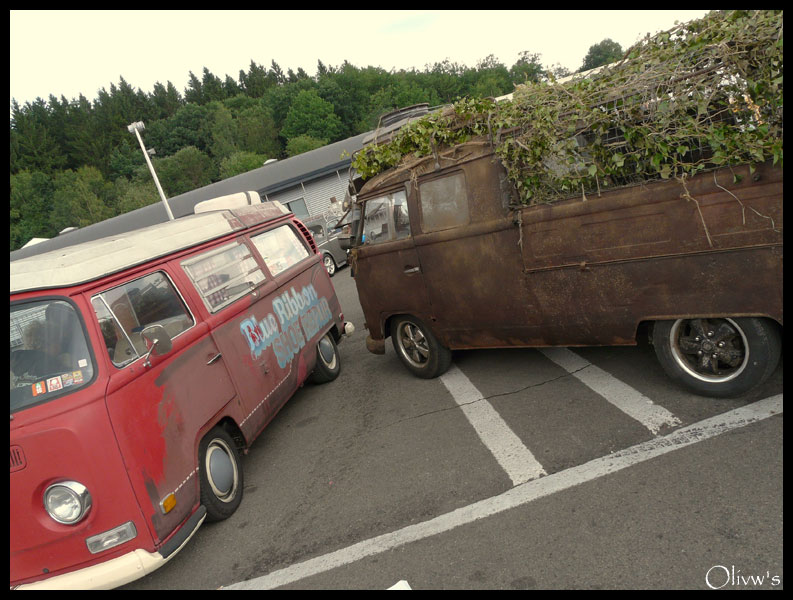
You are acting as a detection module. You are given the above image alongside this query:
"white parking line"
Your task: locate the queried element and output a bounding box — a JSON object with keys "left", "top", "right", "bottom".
{"left": 222, "top": 395, "right": 781, "bottom": 590}
{"left": 539, "top": 348, "right": 681, "bottom": 434}
{"left": 440, "top": 365, "right": 546, "bottom": 485}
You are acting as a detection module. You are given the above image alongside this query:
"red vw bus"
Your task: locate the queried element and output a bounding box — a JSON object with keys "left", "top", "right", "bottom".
{"left": 10, "top": 195, "right": 353, "bottom": 589}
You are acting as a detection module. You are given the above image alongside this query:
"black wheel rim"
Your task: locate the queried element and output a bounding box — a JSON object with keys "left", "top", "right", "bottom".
{"left": 669, "top": 318, "right": 749, "bottom": 383}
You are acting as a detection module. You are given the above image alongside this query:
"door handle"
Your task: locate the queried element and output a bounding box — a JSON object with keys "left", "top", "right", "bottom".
{"left": 207, "top": 353, "right": 223, "bottom": 365}
{"left": 403, "top": 266, "right": 421, "bottom": 274}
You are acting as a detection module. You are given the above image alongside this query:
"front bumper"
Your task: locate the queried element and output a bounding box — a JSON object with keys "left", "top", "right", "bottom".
{"left": 13, "top": 507, "right": 206, "bottom": 590}
{"left": 366, "top": 334, "right": 385, "bottom": 354}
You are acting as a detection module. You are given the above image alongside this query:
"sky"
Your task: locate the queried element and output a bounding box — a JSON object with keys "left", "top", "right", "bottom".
{"left": 10, "top": 10, "right": 711, "bottom": 108}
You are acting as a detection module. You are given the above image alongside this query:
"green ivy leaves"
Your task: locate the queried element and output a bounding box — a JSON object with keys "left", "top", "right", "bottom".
{"left": 352, "top": 10, "right": 782, "bottom": 205}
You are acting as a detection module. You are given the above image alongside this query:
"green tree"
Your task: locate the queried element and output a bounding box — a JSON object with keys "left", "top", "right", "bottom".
{"left": 579, "top": 38, "right": 624, "bottom": 72}
{"left": 270, "top": 60, "right": 286, "bottom": 85}
{"left": 469, "top": 55, "right": 512, "bottom": 98}
{"left": 11, "top": 98, "right": 67, "bottom": 174}
{"left": 108, "top": 139, "right": 145, "bottom": 180}
{"left": 236, "top": 103, "right": 281, "bottom": 158}
{"left": 201, "top": 67, "right": 226, "bottom": 103}
{"left": 282, "top": 89, "right": 344, "bottom": 143}
{"left": 263, "top": 78, "right": 317, "bottom": 132}
{"left": 112, "top": 177, "right": 161, "bottom": 214}
{"left": 10, "top": 171, "right": 56, "bottom": 249}
{"left": 285, "top": 135, "right": 327, "bottom": 157}
{"left": 151, "top": 146, "right": 215, "bottom": 196}
{"left": 425, "top": 60, "right": 465, "bottom": 103}
{"left": 144, "top": 103, "right": 211, "bottom": 156}
{"left": 149, "top": 81, "right": 183, "bottom": 120}
{"left": 49, "top": 167, "right": 115, "bottom": 233}
{"left": 184, "top": 71, "right": 204, "bottom": 104}
{"left": 205, "top": 103, "right": 238, "bottom": 160}
{"left": 239, "top": 61, "right": 272, "bottom": 98}
{"left": 219, "top": 151, "right": 268, "bottom": 178}
{"left": 510, "top": 51, "right": 545, "bottom": 85}
{"left": 223, "top": 75, "right": 241, "bottom": 97}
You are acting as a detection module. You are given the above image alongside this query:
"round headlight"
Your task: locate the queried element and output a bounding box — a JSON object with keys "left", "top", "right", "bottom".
{"left": 44, "top": 481, "right": 92, "bottom": 524}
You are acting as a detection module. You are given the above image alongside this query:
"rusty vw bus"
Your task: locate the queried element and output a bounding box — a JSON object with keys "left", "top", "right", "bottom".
{"left": 344, "top": 141, "right": 782, "bottom": 398}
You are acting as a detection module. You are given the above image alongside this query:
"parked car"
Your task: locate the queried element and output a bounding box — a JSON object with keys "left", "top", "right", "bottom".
{"left": 305, "top": 219, "right": 350, "bottom": 277}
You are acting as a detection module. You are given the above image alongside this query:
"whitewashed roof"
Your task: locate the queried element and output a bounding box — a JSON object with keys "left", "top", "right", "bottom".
{"left": 10, "top": 202, "right": 288, "bottom": 294}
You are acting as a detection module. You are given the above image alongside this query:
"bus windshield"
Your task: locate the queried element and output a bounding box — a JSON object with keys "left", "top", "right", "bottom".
{"left": 10, "top": 299, "right": 95, "bottom": 413}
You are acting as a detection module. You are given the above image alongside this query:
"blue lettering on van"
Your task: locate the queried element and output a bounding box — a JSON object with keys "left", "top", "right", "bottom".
{"left": 240, "top": 284, "right": 332, "bottom": 368}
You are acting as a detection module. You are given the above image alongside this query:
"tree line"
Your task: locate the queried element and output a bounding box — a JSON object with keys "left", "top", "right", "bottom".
{"left": 10, "top": 41, "right": 623, "bottom": 251}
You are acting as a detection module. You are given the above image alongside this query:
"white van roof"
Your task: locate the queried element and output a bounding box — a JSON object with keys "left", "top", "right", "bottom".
{"left": 10, "top": 201, "right": 290, "bottom": 295}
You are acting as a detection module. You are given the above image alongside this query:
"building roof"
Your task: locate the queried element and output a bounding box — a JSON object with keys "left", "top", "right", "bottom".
{"left": 10, "top": 202, "right": 289, "bottom": 294}
{"left": 10, "top": 132, "right": 368, "bottom": 262}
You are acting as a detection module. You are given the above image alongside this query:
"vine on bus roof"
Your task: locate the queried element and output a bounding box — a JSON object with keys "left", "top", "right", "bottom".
{"left": 352, "top": 10, "right": 783, "bottom": 205}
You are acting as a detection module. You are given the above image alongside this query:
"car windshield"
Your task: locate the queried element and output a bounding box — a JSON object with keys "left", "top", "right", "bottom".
{"left": 10, "top": 299, "right": 95, "bottom": 413}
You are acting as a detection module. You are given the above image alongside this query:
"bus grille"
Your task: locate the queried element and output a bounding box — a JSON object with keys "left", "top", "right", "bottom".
{"left": 10, "top": 445, "right": 26, "bottom": 473}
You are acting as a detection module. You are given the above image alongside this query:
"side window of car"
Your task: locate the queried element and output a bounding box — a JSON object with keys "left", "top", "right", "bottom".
{"left": 251, "top": 224, "right": 311, "bottom": 276}
{"left": 91, "top": 271, "right": 194, "bottom": 368}
{"left": 308, "top": 224, "right": 326, "bottom": 243}
{"left": 182, "top": 241, "right": 266, "bottom": 313}
{"left": 419, "top": 172, "right": 469, "bottom": 233}
{"left": 362, "top": 189, "right": 410, "bottom": 245}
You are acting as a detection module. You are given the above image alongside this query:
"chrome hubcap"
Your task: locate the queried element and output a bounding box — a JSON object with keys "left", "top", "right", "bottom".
{"left": 318, "top": 335, "right": 337, "bottom": 369}
{"left": 397, "top": 322, "right": 429, "bottom": 368}
{"left": 669, "top": 318, "right": 749, "bottom": 383}
{"left": 205, "top": 439, "right": 238, "bottom": 502}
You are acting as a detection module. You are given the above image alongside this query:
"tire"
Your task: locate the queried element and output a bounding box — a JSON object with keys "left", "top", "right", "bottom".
{"left": 652, "top": 317, "right": 781, "bottom": 398}
{"left": 390, "top": 315, "right": 452, "bottom": 379}
{"left": 323, "top": 254, "right": 336, "bottom": 277}
{"left": 308, "top": 332, "right": 341, "bottom": 384}
{"left": 198, "top": 426, "right": 243, "bottom": 522}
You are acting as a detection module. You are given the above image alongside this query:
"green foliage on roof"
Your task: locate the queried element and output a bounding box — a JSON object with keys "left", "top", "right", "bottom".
{"left": 352, "top": 10, "right": 783, "bottom": 205}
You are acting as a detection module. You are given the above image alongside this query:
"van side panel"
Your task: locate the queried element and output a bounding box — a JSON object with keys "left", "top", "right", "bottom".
{"left": 104, "top": 309, "right": 238, "bottom": 544}
{"left": 518, "top": 160, "right": 783, "bottom": 344}
{"left": 403, "top": 157, "right": 782, "bottom": 350}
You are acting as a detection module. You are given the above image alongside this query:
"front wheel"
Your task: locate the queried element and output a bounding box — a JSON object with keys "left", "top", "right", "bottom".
{"left": 390, "top": 315, "right": 452, "bottom": 379}
{"left": 198, "top": 426, "right": 243, "bottom": 522}
{"left": 652, "top": 317, "right": 781, "bottom": 398}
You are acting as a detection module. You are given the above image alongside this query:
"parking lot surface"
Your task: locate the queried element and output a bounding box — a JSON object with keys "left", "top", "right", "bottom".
{"left": 123, "top": 267, "right": 783, "bottom": 590}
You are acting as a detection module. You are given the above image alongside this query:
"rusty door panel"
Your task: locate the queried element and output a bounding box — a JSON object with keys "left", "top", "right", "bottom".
{"left": 414, "top": 218, "right": 532, "bottom": 349}
{"left": 354, "top": 238, "right": 431, "bottom": 340}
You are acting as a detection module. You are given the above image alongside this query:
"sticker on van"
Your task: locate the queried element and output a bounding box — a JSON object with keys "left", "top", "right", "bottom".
{"left": 240, "top": 283, "right": 333, "bottom": 368}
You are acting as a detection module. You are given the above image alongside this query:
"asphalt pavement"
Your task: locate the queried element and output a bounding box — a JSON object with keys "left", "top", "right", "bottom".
{"left": 123, "top": 265, "right": 783, "bottom": 590}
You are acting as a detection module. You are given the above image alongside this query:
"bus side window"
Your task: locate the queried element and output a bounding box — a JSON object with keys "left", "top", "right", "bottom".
{"left": 92, "top": 272, "right": 194, "bottom": 367}
{"left": 250, "top": 225, "right": 310, "bottom": 276}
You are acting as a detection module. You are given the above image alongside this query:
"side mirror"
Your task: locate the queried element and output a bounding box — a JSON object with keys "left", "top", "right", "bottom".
{"left": 338, "top": 234, "right": 353, "bottom": 251}
{"left": 140, "top": 324, "right": 173, "bottom": 366}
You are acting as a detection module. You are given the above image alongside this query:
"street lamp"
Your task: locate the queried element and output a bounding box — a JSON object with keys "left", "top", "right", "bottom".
{"left": 127, "top": 121, "right": 175, "bottom": 221}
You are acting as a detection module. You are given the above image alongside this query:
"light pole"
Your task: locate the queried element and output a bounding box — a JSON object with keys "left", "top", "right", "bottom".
{"left": 127, "top": 121, "right": 175, "bottom": 221}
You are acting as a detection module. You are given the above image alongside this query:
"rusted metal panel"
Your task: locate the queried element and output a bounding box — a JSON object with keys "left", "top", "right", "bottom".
{"left": 352, "top": 148, "right": 782, "bottom": 351}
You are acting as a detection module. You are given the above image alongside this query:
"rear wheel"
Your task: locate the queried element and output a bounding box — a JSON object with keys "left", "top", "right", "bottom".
{"left": 652, "top": 317, "right": 781, "bottom": 398}
{"left": 323, "top": 254, "right": 337, "bottom": 277}
{"left": 308, "top": 332, "right": 341, "bottom": 384}
{"left": 390, "top": 315, "right": 452, "bottom": 379}
{"left": 198, "top": 426, "right": 243, "bottom": 522}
